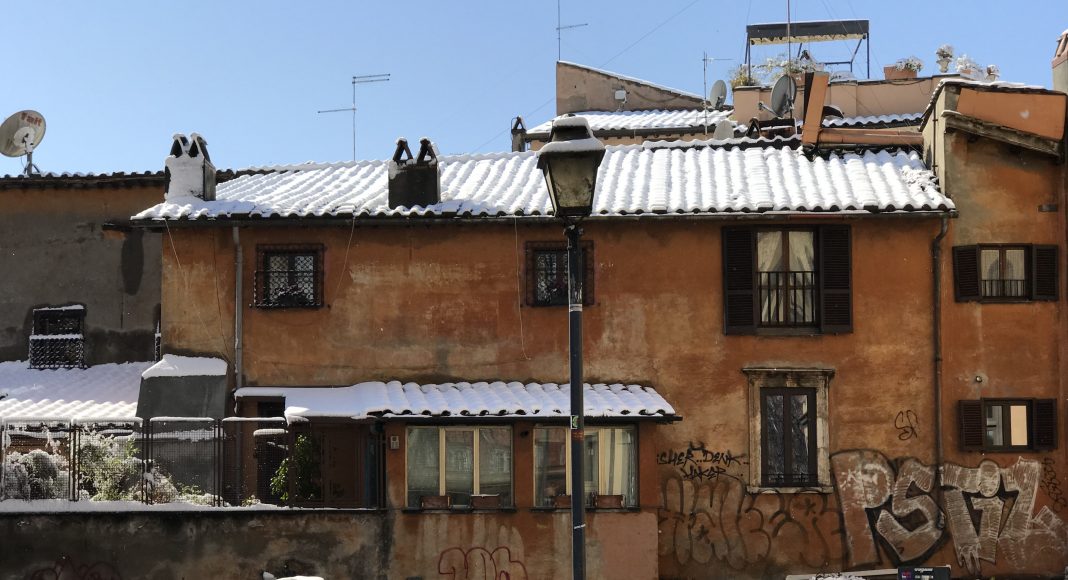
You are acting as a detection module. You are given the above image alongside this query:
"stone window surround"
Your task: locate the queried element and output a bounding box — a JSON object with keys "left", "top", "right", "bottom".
{"left": 744, "top": 367, "right": 834, "bottom": 494}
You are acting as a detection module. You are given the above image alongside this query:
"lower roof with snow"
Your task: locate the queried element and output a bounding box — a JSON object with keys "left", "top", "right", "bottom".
{"left": 234, "top": 381, "right": 677, "bottom": 423}
{"left": 0, "top": 361, "right": 151, "bottom": 420}
{"left": 133, "top": 140, "right": 952, "bottom": 222}
{"left": 527, "top": 109, "right": 734, "bottom": 136}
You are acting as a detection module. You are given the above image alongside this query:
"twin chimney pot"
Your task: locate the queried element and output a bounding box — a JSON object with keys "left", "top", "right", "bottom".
{"left": 164, "top": 133, "right": 216, "bottom": 201}
{"left": 388, "top": 138, "right": 440, "bottom": 209}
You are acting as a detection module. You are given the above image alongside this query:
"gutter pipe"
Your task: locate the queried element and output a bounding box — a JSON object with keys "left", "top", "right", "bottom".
{"left": 932, "top": 214, "right": 949, "bottom": 522}
{"left": 233, "top": 226, "right": 243, "bottom": 391}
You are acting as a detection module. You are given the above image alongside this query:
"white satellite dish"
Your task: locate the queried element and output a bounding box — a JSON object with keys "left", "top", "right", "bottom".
{"left": 769, "top": 75, "right": 797, "bottom": 118}
{"left": 709, "top": 80, "right": 728, "bottom": 110}
{"left": 712, "top": 120, "right": 734, "bottom": 140}
{"left": 1, "top": 110, "right": 46, "bottom": 176}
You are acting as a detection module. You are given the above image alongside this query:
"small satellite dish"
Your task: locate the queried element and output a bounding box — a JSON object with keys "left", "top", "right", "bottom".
{"left": 822, "top": 105, "right": 845, "bottom": 119}
{"left": 769, "top": 75, "right": 797, "bottom": 118}
{"left": 709, "top": 80, "right": 728, "bottom": 110}
{"left": 1, "top": 110, "right": 46, "bottom": 176}
{"left": 712, "top": 120, "right": 734, "bottom": 140}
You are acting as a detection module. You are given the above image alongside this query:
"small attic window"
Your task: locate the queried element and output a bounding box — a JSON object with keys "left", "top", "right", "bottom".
{"left": 29, "top": 306, "right": 86, "bottom": 369}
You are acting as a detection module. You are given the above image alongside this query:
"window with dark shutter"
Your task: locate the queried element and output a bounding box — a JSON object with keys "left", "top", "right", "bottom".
{"left": 722, "top": 228, "right": 756, "bottom": 334}
{"left": 524, "top": 241, "right": 594, "bottom": 307}
{"left": 960, "top": 398, "right": 1056, "bottom": 451}
{"left": 819, "top": 226, "right": 852, "bottom": 333}
{"left": 1032, "top": 398, "right": 1058, "bottom": 450}
{"left": 954, "top": 244, "right": 1058, "bottom": 303}
{"left": 959, "top": 400, "right": 984, "bottom": 451}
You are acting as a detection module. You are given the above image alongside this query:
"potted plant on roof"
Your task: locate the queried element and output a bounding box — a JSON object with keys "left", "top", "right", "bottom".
{"left": 984, "top": 64, "right": 1000, "bottom": 82}
{"left": 936, "top": 45, "right": 954, "bottom": 73}
{"left": 728, "top": 64, "right": 756, "bottom": 89}
{"left": 956, "top": 54, "right": 980, "bottom": 80}
{"left": 885, "top": 56, "right": 922, "bottom": 80}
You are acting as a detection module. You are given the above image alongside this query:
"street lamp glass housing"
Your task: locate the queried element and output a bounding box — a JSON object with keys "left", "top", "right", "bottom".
{"left": 537, "top": 117, "right": 605, "bottom": 219}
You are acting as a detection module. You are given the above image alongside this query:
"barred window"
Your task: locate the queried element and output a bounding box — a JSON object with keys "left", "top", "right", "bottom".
{"left": 29, "top": 306, "right": 86, "bottom": 369}
{"left": 254, "top": 245, "right": 324, "bottom": 308}
{"left": 525, "top": 241, "right": 594, "bottom": 307}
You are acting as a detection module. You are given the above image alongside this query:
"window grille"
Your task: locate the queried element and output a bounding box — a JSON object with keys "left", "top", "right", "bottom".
{"left": 525, "top": 241, "right": 594, "bottom": 307}
{"left": 29, "top": 307, "right": 86, "bottom": 369}
{"left": 254, "top": 246, "right": 324, "bottom": 308}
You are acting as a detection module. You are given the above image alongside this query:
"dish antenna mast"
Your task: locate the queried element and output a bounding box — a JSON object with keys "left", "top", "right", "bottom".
{"left": 318, "top": 73, "right": 390, "bottom": 161}
{"left": 556, "top": 0, "right": 588, "bottom": 61}
{"left": 1, "top": 110, "right": 46, "bottom": 176}
{"left": 701, "top": 53, "right": 732, "bottom": 130}
{"left": 758, "top": 75, "right": 797, "bottom": 118}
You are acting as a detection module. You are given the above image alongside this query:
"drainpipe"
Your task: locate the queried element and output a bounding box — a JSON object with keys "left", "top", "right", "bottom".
{"left": 233, "top": 226, "right": 244, "bottom": 391}
{"left": 932, "top": 214, "right": 949, "bottom": 523}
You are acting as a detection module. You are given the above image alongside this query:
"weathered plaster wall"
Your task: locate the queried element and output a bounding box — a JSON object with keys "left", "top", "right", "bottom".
{"left": 556, "top": 61, "right": 704, "bottom": 115}
{"left": 0, "top": 184, "right": 162, "bottom": 364}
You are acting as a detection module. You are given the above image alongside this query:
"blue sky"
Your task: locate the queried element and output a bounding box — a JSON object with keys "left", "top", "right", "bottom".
{"left": 2, "top": 1, "right": 1064, "bottom": 175}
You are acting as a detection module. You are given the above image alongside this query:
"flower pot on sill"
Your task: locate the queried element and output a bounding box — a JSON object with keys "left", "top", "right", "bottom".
{"left": 471, "top": 494, "right": 501, "bottom": 510}
{"left": 594, "top": 494, "right": 624, "bottom": 509}
{"left": 420, "top": 495, "right": 451, "bottom": 509}
{"left": 883, "top": 66, "right": 918, "bottom": 80}
{"left": 552, "top": 494, "right": 571, "bottom": 508}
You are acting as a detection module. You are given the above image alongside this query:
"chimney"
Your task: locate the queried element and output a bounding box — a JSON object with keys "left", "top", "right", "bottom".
{"left": 511, "top": 117, "right": 527, "bottom": 152}
{"left": 164, "top": 133, "right": 216, "bottom": 201}
{"left": 387, "top": 138, "right": 440, "bottom": 209}
{"left": 1054, "top": 29, "right": 1068, "bottom": 94}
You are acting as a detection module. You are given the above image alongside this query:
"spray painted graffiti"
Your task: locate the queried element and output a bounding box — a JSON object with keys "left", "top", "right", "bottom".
{"left": 893, "top": 410, "right": 919, "bottom": 441}
{"left": 656, "top": 442, "right": 747, "bottom": 482}
{"left": 438, "top": 546, "right": 528, "bottom": 580}
{"left": 1039, "top": 458, "right": 1066, "bottom": 512}
{"left": 29, "top": 556, "right": 123, "bottom": 580}
{"left": 832, "top": 451, "right": 1067, "bottom": 575}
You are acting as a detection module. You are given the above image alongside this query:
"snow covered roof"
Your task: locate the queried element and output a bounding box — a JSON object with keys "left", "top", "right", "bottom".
{"left": 141, "top": 355, "right": 227, "bottom": 379}
{"left": 234, "top": 381, "right": 677, "bottom": 422}
{"left": 0, "top": 361, "right": 151, "bottom": 420}
{"left": 527, "top": 109, "right": 733, "bottom": 135}
{"left": 133, "top": 142, "right": 952, "bottom": 222}
{"left": 821, "top": 113, "right": 924, "bottom": 128}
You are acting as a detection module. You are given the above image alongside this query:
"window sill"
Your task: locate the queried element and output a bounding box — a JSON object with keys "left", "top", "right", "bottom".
{"left": 752, "top": 327, "right": 824, "bottom": 337}
{"left": 529, "top": 506, "right": 640, "bottom": 513}
{"left": 402, "top": 506, "right": 517, "bottom": 514}
{"left": 746, "top": 485, "right": 833, "bottom": 495}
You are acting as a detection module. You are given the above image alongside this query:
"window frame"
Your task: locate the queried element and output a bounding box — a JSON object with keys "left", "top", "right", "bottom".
{"left": 978, "top": 244, "right": 1031, "bottom": 301}
{"left": 525, "top": 241, "right": 595, "bottom": 307}
{"left": 29, "top": 306, "right": 86, "bottom": 369}
{"left": 953, "top": 243, "right": 1059, "bottom": 303}
{"left": 755, "top": 227, "right": 819, "bottom": 329}
{"left": 759, "top": 386, "right": 818, "bottom": 488}
{"left": 745, "top": 368, "right": 833, "bottom": 494}
{"left": 254, "top": 244, "right": 324, "bottom": 309}
{"left": 405, "top": 425, "right": 514, "bottom": 509}
{"left": 531, "top": 424, "right": 639, "bottom": 508}
{"left": 980, "top": 399, "right": 1032, "bottom": 451}
{"left": 960, "top": 398, "right": 1058, "bottom": 452}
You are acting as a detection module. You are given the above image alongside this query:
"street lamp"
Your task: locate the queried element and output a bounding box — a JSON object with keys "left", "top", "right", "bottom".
{"left": 536, "top": 115, "right": 605, "bottom": 580}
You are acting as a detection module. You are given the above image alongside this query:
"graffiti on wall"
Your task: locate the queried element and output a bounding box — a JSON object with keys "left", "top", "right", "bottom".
{"left": 1039, "top": 458, "right": 1066, "bottom": 513}
{"left": 438, "top": 546, "right": 528, "bottom": 580}
{"left": 30, "top": 556, "right": 123, "bottom": 580}
{"left": 893, "top": 410, "right": 919, "bottom": 441}
{"left": 656, "top": 442, "right": 747, "bottom": 482}
{"left": 659, "top": 450, "right": 1068, "bottom": 577}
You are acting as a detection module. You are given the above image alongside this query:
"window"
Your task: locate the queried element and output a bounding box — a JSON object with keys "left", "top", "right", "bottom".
{"left": 255, "top": 245, "right": 324, "bottom": 308}
{"left": 533, "top": 425, "right": 637, "bottom": 507}
{"left": 525, "top": 241, "right": 594, "bottom": 307}
{"left": 723, "top": 226, "right": 851, "bottom": 335}
{"left": 746, "top": 368, "right": 832, "bottom": 491}
{"left": 29, "top": 306, "right": 86, "bottom": 369}
{"left": 959, "top": 399, "right": 1057, "bottom": 451}
{"left": 953, "top": 244, "right": 1058, "bottom": 302}
{"left": 406, "top": 426, "right": 512, "bottom": 508}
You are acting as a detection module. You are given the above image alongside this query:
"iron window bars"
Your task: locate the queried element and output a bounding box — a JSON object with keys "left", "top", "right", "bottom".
{"left": 29, "top": 307, "right": 86, "bottom": 369}
{"left": 254, "top": 245, "right": 324, "bottom": 309}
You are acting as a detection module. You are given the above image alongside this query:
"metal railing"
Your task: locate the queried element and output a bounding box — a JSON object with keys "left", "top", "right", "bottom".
{"left": 758, "top": 271, "right": 817, "bottom": 327}
{"left": 981, "top": 278, "right": 1027, "bottom": 298}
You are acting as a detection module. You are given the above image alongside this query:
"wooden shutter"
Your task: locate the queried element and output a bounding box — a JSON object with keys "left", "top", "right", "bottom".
{"left": 1032, "top": 398, "right": 1058, "bottom": 450}
{"left": 722, "top": 228, "right": 756, "bottom": 334}
{"left": 959, "top": 400, "right": 984, "bottom": 451}
{"left": 952, "top": 246, "right": 981, "bottom": 301}
{"left": 819, "top": 225, "right": 852, "bottom": 333}
{"left": 1031, "top": 245, "right": 1058, "bottom": 301}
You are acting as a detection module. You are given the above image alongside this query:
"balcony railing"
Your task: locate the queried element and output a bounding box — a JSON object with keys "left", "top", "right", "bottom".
{"left": 758, "top": 271, "right": 817, "bottom": 327}
{"left": 980, "top": 278, "right": 1027, "bottom": 298}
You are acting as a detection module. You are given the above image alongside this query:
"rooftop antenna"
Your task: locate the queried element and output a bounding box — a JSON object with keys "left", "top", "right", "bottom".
{"left": 0, "top": 110, "right": 46, "bottom": 176}
{"left": 758, "top": 74, "right": 797, "bottom": 118}
{"left": 701, "top": 53, "right": 732, "bottom": 130}
{"left": 556, "top": 0, "right": 588, "bottom": 61}
{"left": 318, "top": 73, "right": 390, "bottom": 161}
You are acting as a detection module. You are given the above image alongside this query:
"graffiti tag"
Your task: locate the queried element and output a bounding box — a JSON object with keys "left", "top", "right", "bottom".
{"left": 1039, "top": 457, "right": 1067, "bottom": 513}
{"left": 894, "top": 410, "right": 919, "bottom": 441}
{"left": 656, "top": 442, "right": 746, "bottom": 482}
{"left": 438, "top": 546, "right": 528, "bottom": 580}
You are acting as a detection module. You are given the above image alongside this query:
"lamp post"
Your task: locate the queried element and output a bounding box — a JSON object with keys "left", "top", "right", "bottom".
{"left": 536, "top": 116, "right": 605, "bottom": 580}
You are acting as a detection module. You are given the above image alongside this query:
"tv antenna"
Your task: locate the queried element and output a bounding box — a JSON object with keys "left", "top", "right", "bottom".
{"left": 318, "top": 73, "right": 390, "bottom": 161}
{"left": 556, "top": 0, "right": 588, "bottom": 61}
{"left": 702, "top": 54, "right": 732, "bottom": 129}
{"left": 1, "top": 110, "right": 46, "bottom": 176}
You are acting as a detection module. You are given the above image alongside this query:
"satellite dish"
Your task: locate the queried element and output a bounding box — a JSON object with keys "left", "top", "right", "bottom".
{"left": 709, "top": 80, "right": 728, "bottom": 110}
{"left": 769, "top": 76, "right": 797, "bottom": 118}
{"left": 712, "top": 120, "right": 734, "bottom": 140}
{"left": 1, "top": 110, "right": 46, "bottom": 176}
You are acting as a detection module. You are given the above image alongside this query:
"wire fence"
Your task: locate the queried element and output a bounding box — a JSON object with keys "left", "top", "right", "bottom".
{"left": 0, "top": 417, "right": 288, "bottom": 507}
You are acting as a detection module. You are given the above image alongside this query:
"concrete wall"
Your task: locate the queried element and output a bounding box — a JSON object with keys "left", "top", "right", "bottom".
{"left": 0, "top": 180, "right": 163, "bottom": 364}
{"left": 733, "top": 75, "right": 956, "bottom": 122}
{"left": 0, "top": 510, "right": 656, "bottom": 579}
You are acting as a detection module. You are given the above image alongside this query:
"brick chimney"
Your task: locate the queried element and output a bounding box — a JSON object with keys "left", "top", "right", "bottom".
{"left": 1055, "top": 29, "right": 1068, "bottom": 94}
{"left": 387, "top": 138, "right": 440, "bottom": 209}
{"left": 165, "top": 133, "right": 216, "bottom": 201}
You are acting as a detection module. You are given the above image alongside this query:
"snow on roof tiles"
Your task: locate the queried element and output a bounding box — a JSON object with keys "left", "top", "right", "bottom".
{"left": 528, "top": 109, "right": 733, "bottom": 135}
{"left": 141, "top": 355, "right": 227, "bottom": 379}
{"left": 0, "top": 361, "right": 150, "bottom": 420}
{"left": 822, "top": 113, "right": 924, "bottom": 128}
{"left": 234, "top": 382, "right": 677, "bottom": 422}
{"left": 134, "top": 142, "right": 951, "bottom": 221}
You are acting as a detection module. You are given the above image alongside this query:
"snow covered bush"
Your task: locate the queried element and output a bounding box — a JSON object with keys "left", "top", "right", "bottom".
{"left": 895, "top": 56, "right": 923, "bottom": 72}
{"left": 936, "top": 44, "right": 954, "bottom": 60}
{"left": 2, "top": 449, "right": 70, "bottom": 500}
{"left": 76, "top": 431, "right": 143, "bottom": 501}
